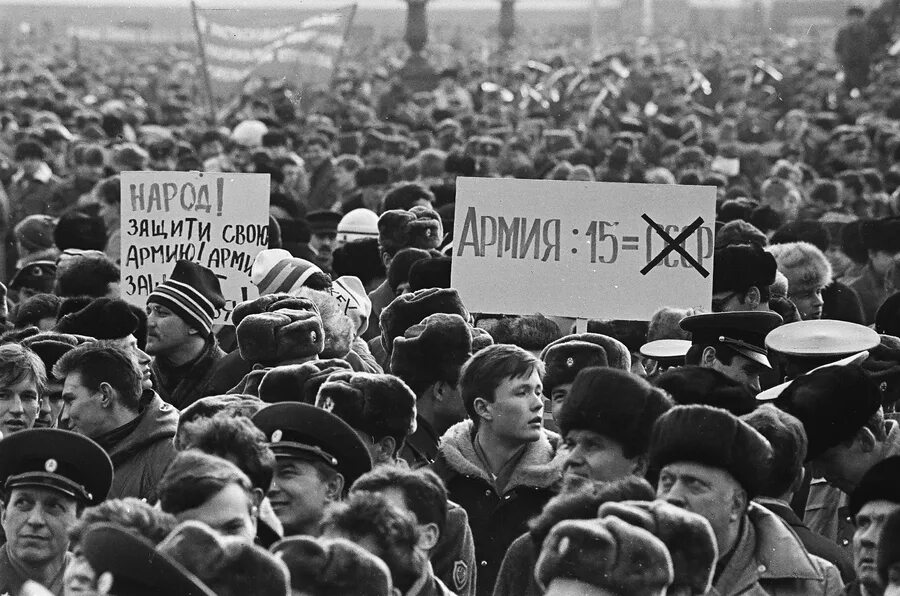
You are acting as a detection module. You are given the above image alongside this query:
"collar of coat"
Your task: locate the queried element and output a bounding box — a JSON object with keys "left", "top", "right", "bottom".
{"left": 438, "top": 419, "right": 564, "bottom": 492}
{"left": 716, "top": 502, "right": 828, "bottom": 593}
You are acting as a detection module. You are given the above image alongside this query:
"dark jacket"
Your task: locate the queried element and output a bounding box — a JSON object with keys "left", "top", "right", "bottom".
{"left": 105, "top": 393, "right": 179, "bottom": 503}
{"left": 433, "top": 501, "right": 476, "bottom": 596}
{"left": 402, "top": 415, "right": 440, "bottom": 469}
{"left": 304, "top": 159, "right": 338, "bottom": 212}
{"left": 492, "top": 532, "right": 541, "bottom": 596}
{"left": 431, "top": 420, "right": 563, "bottom": 596}
{"left": 848, "top": 263, "right": 897, "bottom": 325}
{"left": 364, "top": 279, "right": 396, "bottom": 342}
{"left": 822, "top": 282, "right": 866, "bottom": 325}
{"left": 151, "top": 338, "right": 226, "bottom": 409}
{"left": 757, "top": 497, "right": 855, "bottom": 583}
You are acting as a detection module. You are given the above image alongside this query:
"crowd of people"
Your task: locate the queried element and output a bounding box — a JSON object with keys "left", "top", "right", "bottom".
{"left": 2, "top": 3, "right": 900, "bottom": 595}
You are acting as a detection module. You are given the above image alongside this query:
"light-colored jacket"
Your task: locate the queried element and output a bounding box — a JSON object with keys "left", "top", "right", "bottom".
{"left": 709, "top": 502, "right": 844, "bottom": 596}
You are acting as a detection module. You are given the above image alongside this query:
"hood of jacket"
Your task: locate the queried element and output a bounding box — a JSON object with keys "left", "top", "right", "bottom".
{"left": 107, "top": 392, "right": 178, "bottom": 465}
{"left": 438, "top": 419, "right": 564, "bottom": 492}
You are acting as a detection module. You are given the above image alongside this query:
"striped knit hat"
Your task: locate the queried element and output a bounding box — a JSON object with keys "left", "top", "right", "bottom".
{"left": 147, "top": 260, "right": 226, "bottom": 337}
{"left": 251, "top": 249, "right": 324, "bottom": 296}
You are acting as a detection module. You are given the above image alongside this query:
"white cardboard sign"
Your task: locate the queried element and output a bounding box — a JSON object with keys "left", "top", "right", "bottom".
{"left": 451, "top": 177, "right": 716, "bottom": 320}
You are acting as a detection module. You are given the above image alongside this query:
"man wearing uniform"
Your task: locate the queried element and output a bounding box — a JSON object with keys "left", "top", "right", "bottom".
{"left": 712, "top": 244, "right": 778, "bottom": 312}
{"left": 0, "top": 428, "right": 113, "bottom": 596}
{"left": 252, "top": 402, "right": 372, "bottom": 538}
{"left": 681, "top": 311, "right": 783, "bottom": 393}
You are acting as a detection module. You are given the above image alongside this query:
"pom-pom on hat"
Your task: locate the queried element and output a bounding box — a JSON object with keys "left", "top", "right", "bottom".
{"left": 147, "top": 260, "right": 225, "bottom": 338}
{"left": 232, "top": 294, "right": 325, "bottom": 365}
{"left": 55, "top": 297, "right": 139, "bottom": 340}
{"left": 648, "top": 404, "right": 773, "bottom": 498}
{"left": 315, "top": 371, "right": 417, "bottom": 441}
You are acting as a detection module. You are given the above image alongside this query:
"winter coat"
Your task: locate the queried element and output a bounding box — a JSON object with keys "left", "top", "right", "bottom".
{"left": 304, "top": 159, "right": 339, "bottom": 212}
{"left": 363, "top": 279, "right": 395, "bottom": 342}
{"left": 106, "top": 392, "right": 179, "bottom": 503}
{"left": 756, "top": 497, "right": 855, "bottom": 583}
{"left": 492, "top": 532, "right": 541, "bottom": 596}
{"left": 709, "top": 502, "right": 844, "bottom": 596}
{"left": 151, "top": 338, "right": 225, "bottom": 409}
{"left": 431, "top": 420, "right": 563, "bottom": 596}
{"left": 433, "top": 501, "right": 476, "bottom": 596}
{"left": 847, "top": 263, "right": 898, "bottom": 325}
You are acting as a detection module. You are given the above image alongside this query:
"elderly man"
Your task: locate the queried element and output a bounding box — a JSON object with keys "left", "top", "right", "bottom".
{"left": 649, "top": 404, "right": 844, "bottom": 595}
{"left": 0, "top": 428, "right": 113, "bottom": 595}
{"left": 55, "top": 343, "right": 178, "bottom": 502}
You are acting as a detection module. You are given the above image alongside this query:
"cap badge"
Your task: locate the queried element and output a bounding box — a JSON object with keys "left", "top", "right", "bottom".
{"left": 44, "top": 459, "right": 57, "bottom": 473}
{"left": 322, "top": 397, "right": 335, "bottom": 413}
{"left": 311, "top": 331, "right": 318, "bottom": 343}
{"left": 271, "top": 430, "right": 283, "bottom": 443}
{"left": 566, "top": 357, "right": 575, "bottom": 367}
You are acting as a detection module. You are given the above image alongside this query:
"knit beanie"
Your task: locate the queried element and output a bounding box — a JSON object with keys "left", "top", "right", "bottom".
{"left": 147, "top": 260, "right": 226, "bottom": 337}
{"left": 250, "top": 249, "right": 324, "bottom": 296}
{"left": 766, "top": 241, "right": 832, "bottom": 295}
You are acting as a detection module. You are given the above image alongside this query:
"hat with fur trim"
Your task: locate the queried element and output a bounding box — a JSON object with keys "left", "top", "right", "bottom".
{"left": 55, "top": 297, "right": 138, "bottom": 340}
{"left": 387, "top": 248, "right": 434, "bottom": 294}
{"left": 233, "top": 294, "right": 325, "bottom": 365}
{"left": 540, "top": 335, "right": 610, "bottom": 397}
{"left": 648, "top": 404, "right": 773, "bottom": 497}
{"left": 377, "top": 207, "right": 443, "bottom": 255}
{"left": 652, "top": 366, "right": 757, "bottom": 416}
{"left": 409, "top": 257, "right": 452, "bottom": 291}
{"left": 20, "top": 332, "right": 80, "bottom": 381}
{"left": 390, "top": 313, "right": 475, "bottom": 394}
{"left": 713, "top": 244, "right": 778, "bottom": 295}
{"left": 157, "top": 520, "right": 290, "bottom": 596}
{"left": 559, "top": 367, "right": 672, "bottom": 456}
{"left": 380, "top": 288, "right": 468, "bottom": 356}
{"left": 543, "top": 333, "right": 631, "bottom": 376}
{"left": 315, "top": 371, "right": 417, "bottom": 442}
{"left": 766, "top": 241, "right": 833, "bottom": 295}
{"left": 250, "top": 249, "right": 325, "bottom": 296}
{"left": 272, "top": 536, "right": 393, "bottom": 596}
{"left": 597, "top": 500, "right": 717, "bottom": 595}
{"left": 257, "top": 359, "right": 352, "bottom": 404}
{"left": 535, "top": 517, "right": 673, "bottom": 596}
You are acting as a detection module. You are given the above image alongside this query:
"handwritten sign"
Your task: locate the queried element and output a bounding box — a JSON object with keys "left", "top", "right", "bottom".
{"left": 120, "top": 171, "right": 270, "bottom": 324}
{"left": 450, "top": 177, "right": 716, "bottom": 321}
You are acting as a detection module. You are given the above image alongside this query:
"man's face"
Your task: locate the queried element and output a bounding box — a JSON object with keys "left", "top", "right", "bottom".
{"left": 18, "top": 157, "right": 42, "bottom": 177}
{"left": 60, "top": 372, "right": 109, "bottom": 438}
{"left": 811, "top": 442, "right": 871, "bottom": 493}
{"left": 790, "top": 287, "right": 825, "bottom": 320}
{"left": 853, "top": 500, "right": 900, "bottom": 592}
{"left": 433, "top": 383, "right": 466, "bottom": 429}
{"left": 483, "top": 369, "right": 544, "bottom": 443}
{"left": 711, "top": 291, "right": 748, "bottom": 313}
{"left": 268, "top": 458, "right": 335, "bottom": 536}
{"left": 145, "top": 303, "right": 195, "bottom": 356}
{"left": 334, "top": 166, "right": 356, "bottom": 192}
{"left": 709, "top": 351, "right": 765, "bottom": 393}
{"left": 64, "top": 546, "right": 96, "bottom": 595}
{"left": 0, "top": 375, "right": 39, "bottom": 435}
{"left": 310, "top": 232, "right": 337, "bottom": 256}
{"left": 2, "top": 487, "right": 77, "bottom": 568}
{"left": 303, "top": 143, "right": 330, "bottom": 170}
{"left": 563, "top": 429, "right": 640, "bottom": 483}
{"left": 657, "top": 461, "right": 742, "bottom": 554}
{"left": 549, "top": 383, "right": 572, "bottom": 423}
{"left": 111, "top": 334, "right": 152, "bottom": 391}
{"left": 174, "top": 483, "right": 257, "bottom": 542}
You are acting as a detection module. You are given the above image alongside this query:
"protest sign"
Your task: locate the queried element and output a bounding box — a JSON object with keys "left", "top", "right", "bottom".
{"left": 451, "top": 177, "right": 716, "bottom": 321}
{"left": 120, "top": 171, "right": 270, "bottom": 325}
{"left": 193, "top": 4, "right": 357, "bottom": 101}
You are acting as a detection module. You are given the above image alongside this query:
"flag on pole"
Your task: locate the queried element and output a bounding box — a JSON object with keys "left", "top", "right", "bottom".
{"left": 193, "top": 4, "right": 357, "bottom": 101}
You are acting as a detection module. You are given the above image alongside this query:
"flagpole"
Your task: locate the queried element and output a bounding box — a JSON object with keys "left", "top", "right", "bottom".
{"left": 190, "top": 0, "right": 218, "bottom": 125}
{"left": 330, "top": 3, "right": 359, "bottom": 89}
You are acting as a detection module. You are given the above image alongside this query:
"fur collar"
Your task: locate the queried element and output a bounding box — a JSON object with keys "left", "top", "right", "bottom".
{"left": 438, "top": 419, "right": 564, "bottom": 492}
